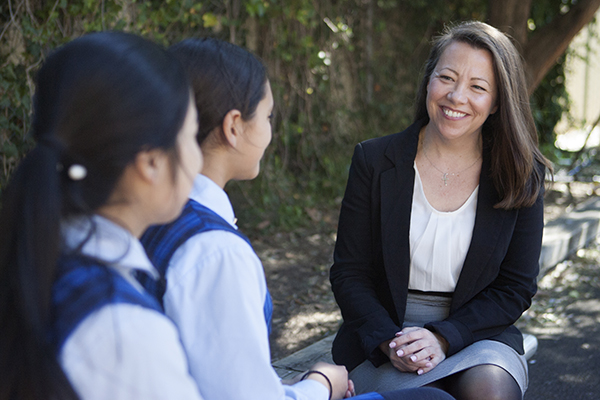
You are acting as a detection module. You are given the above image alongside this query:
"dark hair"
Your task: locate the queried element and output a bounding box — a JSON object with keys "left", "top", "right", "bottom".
{"left": 414, "top": 21, "right": 552, "bottom": 209}
{"left": 0, "top": 31, "right": 190, "bottom": 399}
{"left": 169, "top": 37, "right": 268, "bottom": 145}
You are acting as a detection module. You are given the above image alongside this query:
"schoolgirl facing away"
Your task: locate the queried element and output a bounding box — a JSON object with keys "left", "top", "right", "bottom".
{"left": 140, "top": 37, "right": 340, "bottom": 400}
{"left": 141, "top": 38, "right": 456, "bottom": 400}
{"left": 0, "top": 32, "right": 205, "bottom": 399}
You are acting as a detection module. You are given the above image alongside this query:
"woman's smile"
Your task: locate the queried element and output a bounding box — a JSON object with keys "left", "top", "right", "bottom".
{"left": 441, "top": 106, "right": 468, "bottom": 119}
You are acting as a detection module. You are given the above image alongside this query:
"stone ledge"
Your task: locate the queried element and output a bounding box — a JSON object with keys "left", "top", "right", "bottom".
{"left": 539, "top": 196, "right": 600, "bottom": 276}
{"left": 273, "top": 334, "right": 335, "bottom": 379}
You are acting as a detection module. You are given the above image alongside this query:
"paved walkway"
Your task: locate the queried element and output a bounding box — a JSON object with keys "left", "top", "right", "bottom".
{"left": 523, "top": 245, "right": 600, "bottom": 398}
{"left": 524, "top": 196, "right": 600, "bottom": 399}
{"left": 274, "top": 196, "right": 600, "bottom": 399}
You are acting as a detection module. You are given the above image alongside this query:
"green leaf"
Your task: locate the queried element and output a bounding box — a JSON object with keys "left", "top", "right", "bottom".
{"left": 202, "top": 12, "right": 219, "bottom": 28}
{"left": 2, "top": 142, "right": 19, "bottom": 159}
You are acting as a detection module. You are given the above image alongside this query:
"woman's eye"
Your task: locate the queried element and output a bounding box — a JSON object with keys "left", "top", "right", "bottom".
{"left": 473, "top": 85, "right": 486, "bottom": 91}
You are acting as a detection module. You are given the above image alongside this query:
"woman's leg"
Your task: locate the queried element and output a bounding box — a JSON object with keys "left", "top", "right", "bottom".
{"left": 438, "top": 365, "right": 522, "bottom": 400}
{"left": 378, "top": 387, "right": 456, "bottom": 400}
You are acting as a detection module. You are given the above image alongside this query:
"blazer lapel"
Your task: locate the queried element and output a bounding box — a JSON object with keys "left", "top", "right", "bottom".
{"left": 452, "top": 151, "right": 508, "bottom": 310}
{"left": 380, "top": 121, "right": 421, "bottom": 322}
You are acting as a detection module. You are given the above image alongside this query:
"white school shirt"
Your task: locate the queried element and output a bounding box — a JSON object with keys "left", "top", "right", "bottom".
{"left": 409, "top": 163, "right": 478, "bottom": 292}
{"left": 163, "top": 174, "right": 329, "bottom": 400}
{"left": 60, "top": 215, "right": 204, "bottom": 400}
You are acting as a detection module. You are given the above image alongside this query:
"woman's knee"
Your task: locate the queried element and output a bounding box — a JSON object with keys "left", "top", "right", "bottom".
{"left": 446, "top": 364, "right": 522, "bottom": 400}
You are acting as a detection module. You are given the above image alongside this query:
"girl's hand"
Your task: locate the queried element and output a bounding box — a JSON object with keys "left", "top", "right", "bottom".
{"left": 344, "top": 379, "right": 355, "bottom": 398}
{"left": 306, "top": 361, "right": 350, "bottom": 400}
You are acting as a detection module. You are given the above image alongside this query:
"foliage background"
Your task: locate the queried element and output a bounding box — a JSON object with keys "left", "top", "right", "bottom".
{"left": 0, "top": 0, "right": 577, "bottom": 232}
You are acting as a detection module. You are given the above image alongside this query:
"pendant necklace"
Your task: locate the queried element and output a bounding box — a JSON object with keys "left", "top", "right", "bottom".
{"left": 422, "top": 146, "right": 481, "bottom": 186}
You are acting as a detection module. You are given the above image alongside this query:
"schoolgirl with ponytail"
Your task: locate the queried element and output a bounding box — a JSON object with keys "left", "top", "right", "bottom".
{"left": 0, "top": 32, "right": 204, "bottom": 399}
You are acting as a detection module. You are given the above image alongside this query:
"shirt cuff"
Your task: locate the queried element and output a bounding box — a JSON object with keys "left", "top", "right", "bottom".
{"left": 286, "top": 378, "right": 330, "bottom": 400}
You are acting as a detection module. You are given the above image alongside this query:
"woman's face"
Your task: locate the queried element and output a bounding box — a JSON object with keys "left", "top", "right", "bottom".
{"left": 426, "top": 40, "right": 498, "bottom": 142}
{"left": 236, "top": 80, "right": 274, "bottom": 180}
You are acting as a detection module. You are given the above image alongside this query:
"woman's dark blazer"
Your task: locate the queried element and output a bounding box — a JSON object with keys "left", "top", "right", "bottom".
{"left": 330, "top": 119, "right": 544, "bottom": 371}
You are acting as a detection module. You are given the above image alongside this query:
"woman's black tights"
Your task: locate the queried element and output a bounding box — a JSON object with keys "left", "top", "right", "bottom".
{"left": 428, "top": 364, "right": 522, "bottom": 400}
{"left": 379, "top": 387, "right": 456, "bottom": 400}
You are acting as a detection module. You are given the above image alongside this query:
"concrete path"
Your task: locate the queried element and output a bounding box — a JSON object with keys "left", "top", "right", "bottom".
{"left": 524, "top": 198, "right": 600, "bottom": 400}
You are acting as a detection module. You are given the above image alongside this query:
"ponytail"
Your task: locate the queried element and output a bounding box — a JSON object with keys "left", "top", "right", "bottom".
{"left": 0, "top": 31, "right": 190, "bottom": 400}
{"left": 0, "top": 142, "right": 79, "bottom": 399}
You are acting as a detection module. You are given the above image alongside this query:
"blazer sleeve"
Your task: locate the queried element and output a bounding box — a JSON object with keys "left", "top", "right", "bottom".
{"left": 425, "top": 187, "right": 544, "bottom": 356}
{"left": 330, "top": 143, "right": 401, "bottom": 365}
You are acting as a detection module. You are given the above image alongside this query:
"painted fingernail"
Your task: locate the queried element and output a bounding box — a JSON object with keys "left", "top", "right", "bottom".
{"left": 410, "top": 355, "right": 417, "bottom": 362}
{"left": 396, "top": 350, "right": 404, "bottom": 357}
{"left": 417, "top": 369, "right": 424, "bottom": 375}
{"left": 389, "top": 342, "right": 397, "bottom": 348}
{"left": 395, "top": 331, "right": 404, "bottom": 336}
{"left": 426, "top": 362, "right": 432, "bottom": 368}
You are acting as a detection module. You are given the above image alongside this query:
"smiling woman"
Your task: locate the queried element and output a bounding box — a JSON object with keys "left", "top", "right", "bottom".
{"left": 330, "top": 21, "right": 553, "bottom": 400}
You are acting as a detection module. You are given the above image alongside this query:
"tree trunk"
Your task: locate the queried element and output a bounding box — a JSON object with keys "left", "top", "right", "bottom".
{"left": 365, "top": 0, "right": 373, "bottom": 104}
{"left": 226, "top": 0, "right": 241, "bottom": 44}
{"left": 488, "top": 0, "right": 533, "bottom": 47}
{"left": 245, "top": 16, "right": 258, "bottom": 52}
{"left": 523, "top": 0, "right": 600, "bottom": 92}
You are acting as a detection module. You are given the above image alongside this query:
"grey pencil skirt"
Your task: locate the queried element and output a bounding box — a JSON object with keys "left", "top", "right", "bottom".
{"left": 348, "top": 292, "right": 528, "bottom": 395}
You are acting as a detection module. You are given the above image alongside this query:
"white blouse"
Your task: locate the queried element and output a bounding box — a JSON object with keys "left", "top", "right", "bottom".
{"left": 409, "top": 163, "right": 478, "bottom": 292}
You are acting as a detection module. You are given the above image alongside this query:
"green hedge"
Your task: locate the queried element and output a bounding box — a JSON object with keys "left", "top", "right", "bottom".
{"left": 0, "top": 0, "right": 570, "bottom": 232}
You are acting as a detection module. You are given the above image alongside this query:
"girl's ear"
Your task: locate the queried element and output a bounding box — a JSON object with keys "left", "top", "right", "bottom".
{"left": 221, "top": 109, "right": 243, "bottom": 148}
{"left": 133, "top": 149, "right": 166, "bottom": 184}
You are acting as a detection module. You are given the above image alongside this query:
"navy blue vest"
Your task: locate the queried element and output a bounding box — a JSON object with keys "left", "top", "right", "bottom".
{"left": 141, "top": 199, "right": 273, "bottom": 334}
{"left": 51, "top": 254, "right": 162, "bottom": 351}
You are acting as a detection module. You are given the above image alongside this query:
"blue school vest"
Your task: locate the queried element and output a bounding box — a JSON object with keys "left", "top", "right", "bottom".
{"left": 354, "top": 394, "right": 383, "bottom": 400}
{"left": 140, "top": 199, "right": 273, "bottom": 334}
{"left": 50, "top": 254, "right": 162, "bottom": 351}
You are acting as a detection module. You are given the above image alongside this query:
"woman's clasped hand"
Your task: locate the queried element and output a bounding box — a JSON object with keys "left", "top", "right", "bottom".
{"left": 382, "top": 327, "right": 449, "bottom": 375}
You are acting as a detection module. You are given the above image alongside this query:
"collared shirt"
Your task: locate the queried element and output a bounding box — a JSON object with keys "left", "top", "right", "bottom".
{"left": 163, "top": 174, "right": 329, "bottom": 400}
{"left": 60, "top": 215, "right": 204, "bottom": 400}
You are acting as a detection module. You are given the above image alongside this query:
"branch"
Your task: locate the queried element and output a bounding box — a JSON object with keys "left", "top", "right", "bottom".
{"left": 568, "top": 110, "right": 600, "bottom": 172}
{"left": 44, "top": 0, "right": 60, "bottom": 26}
{"left": 0, "top": 0, "right": 25, "bottom": 42}
{"left": 524, "top": 0, "right": 600, "bottom": 93}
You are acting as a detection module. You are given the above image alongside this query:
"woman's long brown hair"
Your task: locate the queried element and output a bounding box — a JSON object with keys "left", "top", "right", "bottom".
{"left": 414, "top": 21, "right": 552, "bottom": 209}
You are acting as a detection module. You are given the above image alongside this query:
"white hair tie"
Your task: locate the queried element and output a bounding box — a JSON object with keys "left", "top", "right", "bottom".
{"left": 68, "top": 164, "right": 87, "bottom": 181}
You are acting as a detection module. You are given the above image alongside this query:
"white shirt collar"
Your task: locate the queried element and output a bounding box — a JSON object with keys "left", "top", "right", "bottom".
{"left": 61, "top": 214, "right": 159, "bottom": 280}
{"left": 189, "top": 174, "right": 237, "bottom": 229}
